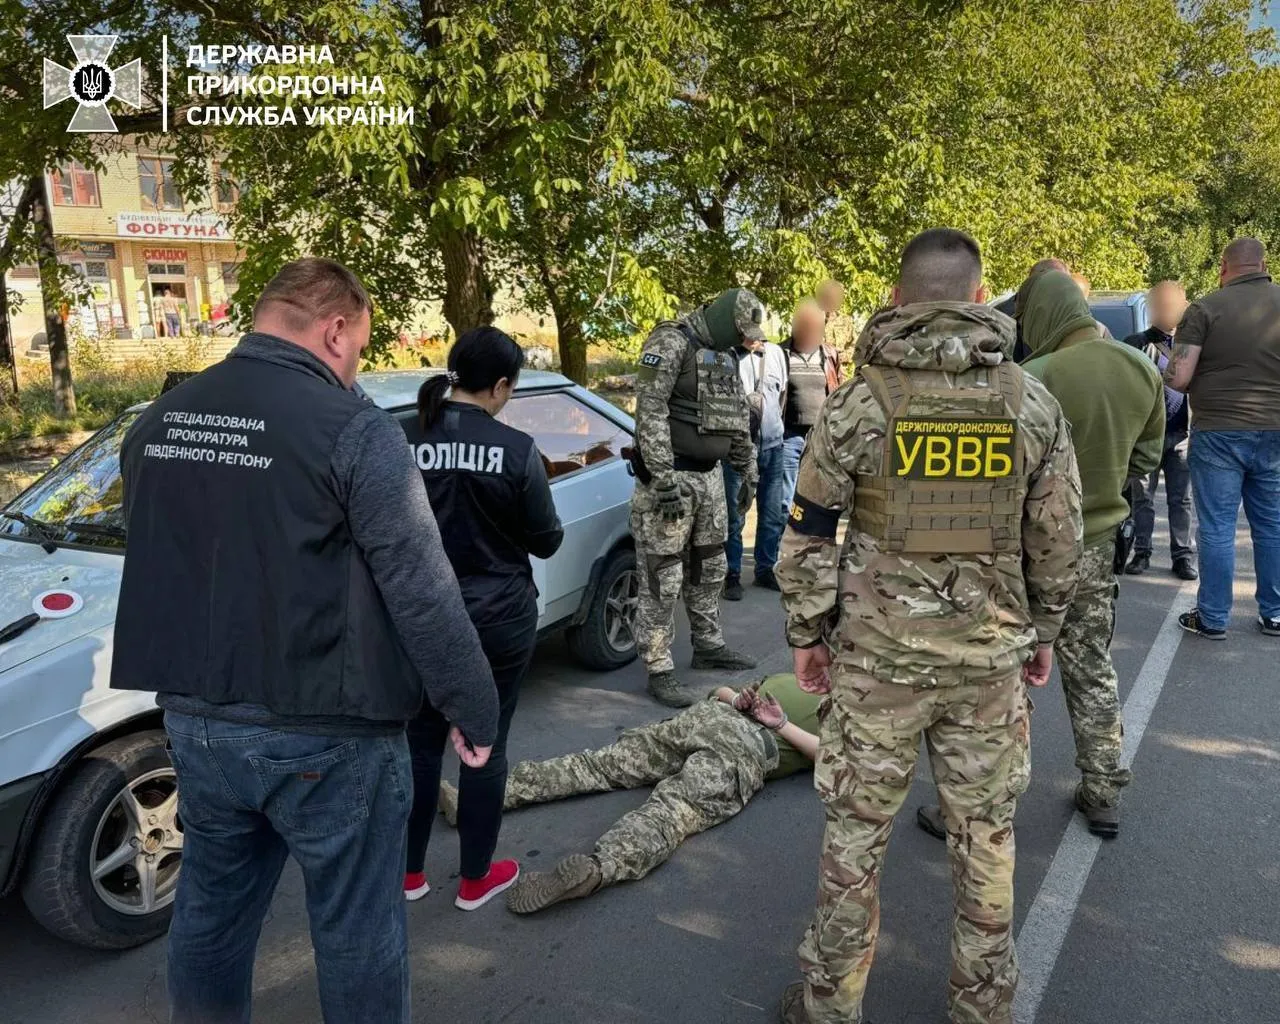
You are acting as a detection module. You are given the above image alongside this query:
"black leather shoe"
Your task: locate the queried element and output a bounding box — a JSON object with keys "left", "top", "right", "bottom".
{"left": 1124, "top": 553, "right": 1150, "bottom": 575}
{"left": 723, "top": 573, "right": 744, "bottom": 602}
{"left": 1173, "top": 558, "right": 1198, "bottom": 581}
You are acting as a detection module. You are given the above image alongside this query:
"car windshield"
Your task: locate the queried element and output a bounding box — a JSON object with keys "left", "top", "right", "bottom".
{"left": 0, "top": 412, "right": 136, "bottom": 550}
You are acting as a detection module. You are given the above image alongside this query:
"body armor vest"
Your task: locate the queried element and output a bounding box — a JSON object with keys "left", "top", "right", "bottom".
{"left": 853, "top": 361, "right": 1027, "bottom": 554}
{"left": 662, "top": 322, "right": 746, "bottom": 462}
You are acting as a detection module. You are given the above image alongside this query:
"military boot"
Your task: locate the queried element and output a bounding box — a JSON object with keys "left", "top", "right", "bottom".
{"left": 915, "top": 804, "right": 946, "bottom": 841}
{"left": 691, "top": 645, "right": 758, "bottom": 671}
{"left": 780, "top": 982, "right": 874, "bottom": 1024}
{"left": 1075, "top": 784, "right": 1119, "bottom": 839}
{"left": 647, "top": 671, "right": 696, "bottom": 708}
{"left": 506, "top": 854, "right": 603, "bottom": 914}
{"left": 438, "top": 781, "right": 459, "bottom": 828}
{"left": 779, "top": 983, "right": 808, "bottom": 1024}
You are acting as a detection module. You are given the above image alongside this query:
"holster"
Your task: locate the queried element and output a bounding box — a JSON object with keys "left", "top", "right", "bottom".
{"left": 622, "top": 445, "right": 652, "bottom": 486}
{"left": 1113, "top": 518, "right": 1136, "bottom": 575}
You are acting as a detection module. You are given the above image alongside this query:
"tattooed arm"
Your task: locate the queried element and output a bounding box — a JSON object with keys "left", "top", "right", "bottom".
{"left": 1164, "top": 304, "right": 1206, "bottom": 393}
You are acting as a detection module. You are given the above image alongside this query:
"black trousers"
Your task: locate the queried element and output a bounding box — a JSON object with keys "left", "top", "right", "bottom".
{"left": 405, "top": 605, "right": 539, "bottom": 880}
{"left": 1132, "top": 432, "right": 1193, "bottom": 561}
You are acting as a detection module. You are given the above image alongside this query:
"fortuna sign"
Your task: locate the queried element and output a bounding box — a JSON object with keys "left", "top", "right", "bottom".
{"left": 117, "top": 211, "right": 232, "bottom": 240}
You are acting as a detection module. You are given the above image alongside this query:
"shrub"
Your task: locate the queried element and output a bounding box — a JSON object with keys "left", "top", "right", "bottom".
{"left": 1, "top": 334, "right": 217, "bottom": 445}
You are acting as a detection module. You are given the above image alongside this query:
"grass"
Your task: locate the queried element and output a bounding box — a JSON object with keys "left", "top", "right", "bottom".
{"left": 1, "top": 335, "right": 216, "bottom": 448}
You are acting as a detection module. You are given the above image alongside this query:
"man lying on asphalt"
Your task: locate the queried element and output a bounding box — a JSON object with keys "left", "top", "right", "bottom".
{"left": 430, "top": 675, "right": 821, "bottom": 914}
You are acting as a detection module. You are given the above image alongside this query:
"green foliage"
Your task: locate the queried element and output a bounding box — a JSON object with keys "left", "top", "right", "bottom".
{"left": 3, "top": 0, "right": 1280, "bottom": 402}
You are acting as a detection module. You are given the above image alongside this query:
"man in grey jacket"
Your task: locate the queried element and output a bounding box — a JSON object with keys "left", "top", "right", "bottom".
{"left": 113, "top": 258, "right": 497, "bottom": 1024}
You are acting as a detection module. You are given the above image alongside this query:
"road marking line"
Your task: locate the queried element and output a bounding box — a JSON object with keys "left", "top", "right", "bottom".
{"left": 1013, "top": 580, "right": 1195, "bottom": 1024}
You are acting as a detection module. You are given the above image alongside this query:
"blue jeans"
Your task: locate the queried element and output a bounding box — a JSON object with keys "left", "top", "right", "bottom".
{"left": 1188, "top": 429, "right": 1280, "bottom": 630}
{"left": 723, "top": 444, "right": 786, "bottom": 577}
{"left": 164, "top": 713, "right": 413, "bottom": 1024}
{"left": 781, "top": 433, "right": 807, "bottom": 510}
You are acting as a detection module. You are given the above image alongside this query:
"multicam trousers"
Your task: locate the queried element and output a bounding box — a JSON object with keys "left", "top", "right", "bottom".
{"left": 1056, "top": 540, "right": 1131, "bottom": 807}
{"left": 504, "top": 700, "right": 778, "bottom": 884}
{"left": 632, "top": 469, "right": 730, "bottom": 674}
{"left": 798, "top": 672, "right": 1030, "bottom": 1024}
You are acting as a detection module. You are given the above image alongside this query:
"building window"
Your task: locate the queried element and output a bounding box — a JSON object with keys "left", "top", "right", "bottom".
{"left": 213, "top": 164, "right": 240, "bottom": 211}
{"left": 49, "top": 161, "right": 100, "bottom": 207}
{"left": 138, "top": 157, "right": 183, "bottom": 211}
{"left": 221, "top": 261, "right": 240, "bottom": 288}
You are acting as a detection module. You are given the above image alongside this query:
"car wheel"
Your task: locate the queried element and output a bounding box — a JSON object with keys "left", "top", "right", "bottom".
{"left": 567, "top": 547, "right": 640, "bottom": 671}
{"left": 21, "top": 730, "right": 182, "bottom": 950}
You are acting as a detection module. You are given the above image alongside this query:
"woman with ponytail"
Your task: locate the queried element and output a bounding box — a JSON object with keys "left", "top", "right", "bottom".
{"left": 403, "top": 326, "right": 564, "bottom": 909}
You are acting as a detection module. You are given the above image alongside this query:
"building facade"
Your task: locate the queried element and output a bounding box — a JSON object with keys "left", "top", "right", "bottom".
{"left": 36, "top": 142, "right": 244, "bottom": 342}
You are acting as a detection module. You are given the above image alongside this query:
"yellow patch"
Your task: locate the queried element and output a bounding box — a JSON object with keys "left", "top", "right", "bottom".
{"left": 891, "top": 417, "right": 1017, "bottom": 480}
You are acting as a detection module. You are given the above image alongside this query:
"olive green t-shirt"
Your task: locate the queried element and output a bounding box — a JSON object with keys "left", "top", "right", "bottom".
{"left": 759, "top": 673, "right": 824, "bottom": 779}
{"left": 1176, "top": 273, "right": 1280, "bottom": 430}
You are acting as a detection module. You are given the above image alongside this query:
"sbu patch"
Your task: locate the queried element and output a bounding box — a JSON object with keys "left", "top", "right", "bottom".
{"left": 640, "top": 353, "right": 662, "bottom": 367}
{"left": 890, "top": 417, "right": 1017, "bottom": 480}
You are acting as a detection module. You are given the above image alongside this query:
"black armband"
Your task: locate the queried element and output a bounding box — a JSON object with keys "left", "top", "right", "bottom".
{"left": 787, "top": 494, "right": 839, "bottom": 538}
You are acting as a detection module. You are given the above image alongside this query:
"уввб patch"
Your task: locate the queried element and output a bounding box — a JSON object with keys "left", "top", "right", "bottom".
{"left": 889, "top": 416, "right": 1017, "bottom": 480}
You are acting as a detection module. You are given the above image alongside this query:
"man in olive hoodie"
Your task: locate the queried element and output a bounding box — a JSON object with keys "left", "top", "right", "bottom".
{"left": 1020, "top": 271, "right": 1164, "bottom": 835}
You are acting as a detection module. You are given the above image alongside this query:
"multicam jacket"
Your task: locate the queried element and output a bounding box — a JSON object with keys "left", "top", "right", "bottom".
{"left": 776, "top": 302, "right": 1083, "bottom": 687}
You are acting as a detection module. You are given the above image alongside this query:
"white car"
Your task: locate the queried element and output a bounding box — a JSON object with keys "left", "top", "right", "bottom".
{"left": 0, "top": 369, "right": 639, "bottom": 949}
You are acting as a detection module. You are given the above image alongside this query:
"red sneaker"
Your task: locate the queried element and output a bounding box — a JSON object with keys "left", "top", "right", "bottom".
{"left": 404, "top": 872, "right": 431, "bottom": 902}
{"left": 455, "top": 860, "right": 520, "bottom": 911}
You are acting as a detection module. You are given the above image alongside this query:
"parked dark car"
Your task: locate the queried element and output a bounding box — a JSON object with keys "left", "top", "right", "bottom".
{"left": 1089, "top": 291, "right": 1149, "bottom": 340}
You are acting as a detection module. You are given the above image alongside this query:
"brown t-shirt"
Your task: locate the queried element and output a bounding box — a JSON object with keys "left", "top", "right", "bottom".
{"left": 1177, "top": 272, "right": 1280, "bottom": 430}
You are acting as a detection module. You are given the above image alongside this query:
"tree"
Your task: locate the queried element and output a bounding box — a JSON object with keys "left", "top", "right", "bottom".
{"left": 30, "top": 177, "right": 76, "bottom": 415}
{"left": 0, "top": 0, "right": 173, "bottom": 415}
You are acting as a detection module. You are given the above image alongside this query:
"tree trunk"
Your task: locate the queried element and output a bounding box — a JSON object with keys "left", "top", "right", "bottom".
{"left": 30, "top": 177, "right": 75, "bottom": 416}
{"left": 0, "top": 280, "right": 18, "bottom": 407}
{"left": 555, "top": 314, "right": 587, "bottom": 385}
{"left": 0, "top": 177, "right": 40, "bottom": 409}
{"left": 537, "top": 252, "right": 587, "bottom": 384}
{"left": 438, "top": 224, "right": 493, "bottom": 338}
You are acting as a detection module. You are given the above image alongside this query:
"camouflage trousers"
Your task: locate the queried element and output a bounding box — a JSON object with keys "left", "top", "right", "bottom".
{"left": 632, "top": 469, "right": 729, "bottom": 674}
{"left": 1056, "top": 540, "right": 1131, "bottom": 807}
{"left": 504, "top": 700, "right": 778, "bottom": 885}
{"left": 799, "top": 672, "right": 1030, "bottom": 1024}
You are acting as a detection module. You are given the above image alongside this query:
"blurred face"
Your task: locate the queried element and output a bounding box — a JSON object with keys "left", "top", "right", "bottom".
{"left": 1148, "top": 284, "right": 1187, "bottom": 334}
{"left": 791, "top": 308, "right": 825, "bottom": 350}
{"left": 817, "top": 282, "right": 844, "bottom": 315}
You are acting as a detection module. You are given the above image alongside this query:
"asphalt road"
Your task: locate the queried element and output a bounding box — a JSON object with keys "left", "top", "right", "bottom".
{"left": 2, "top": 509, "right": 1277, "bottom": 1024}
